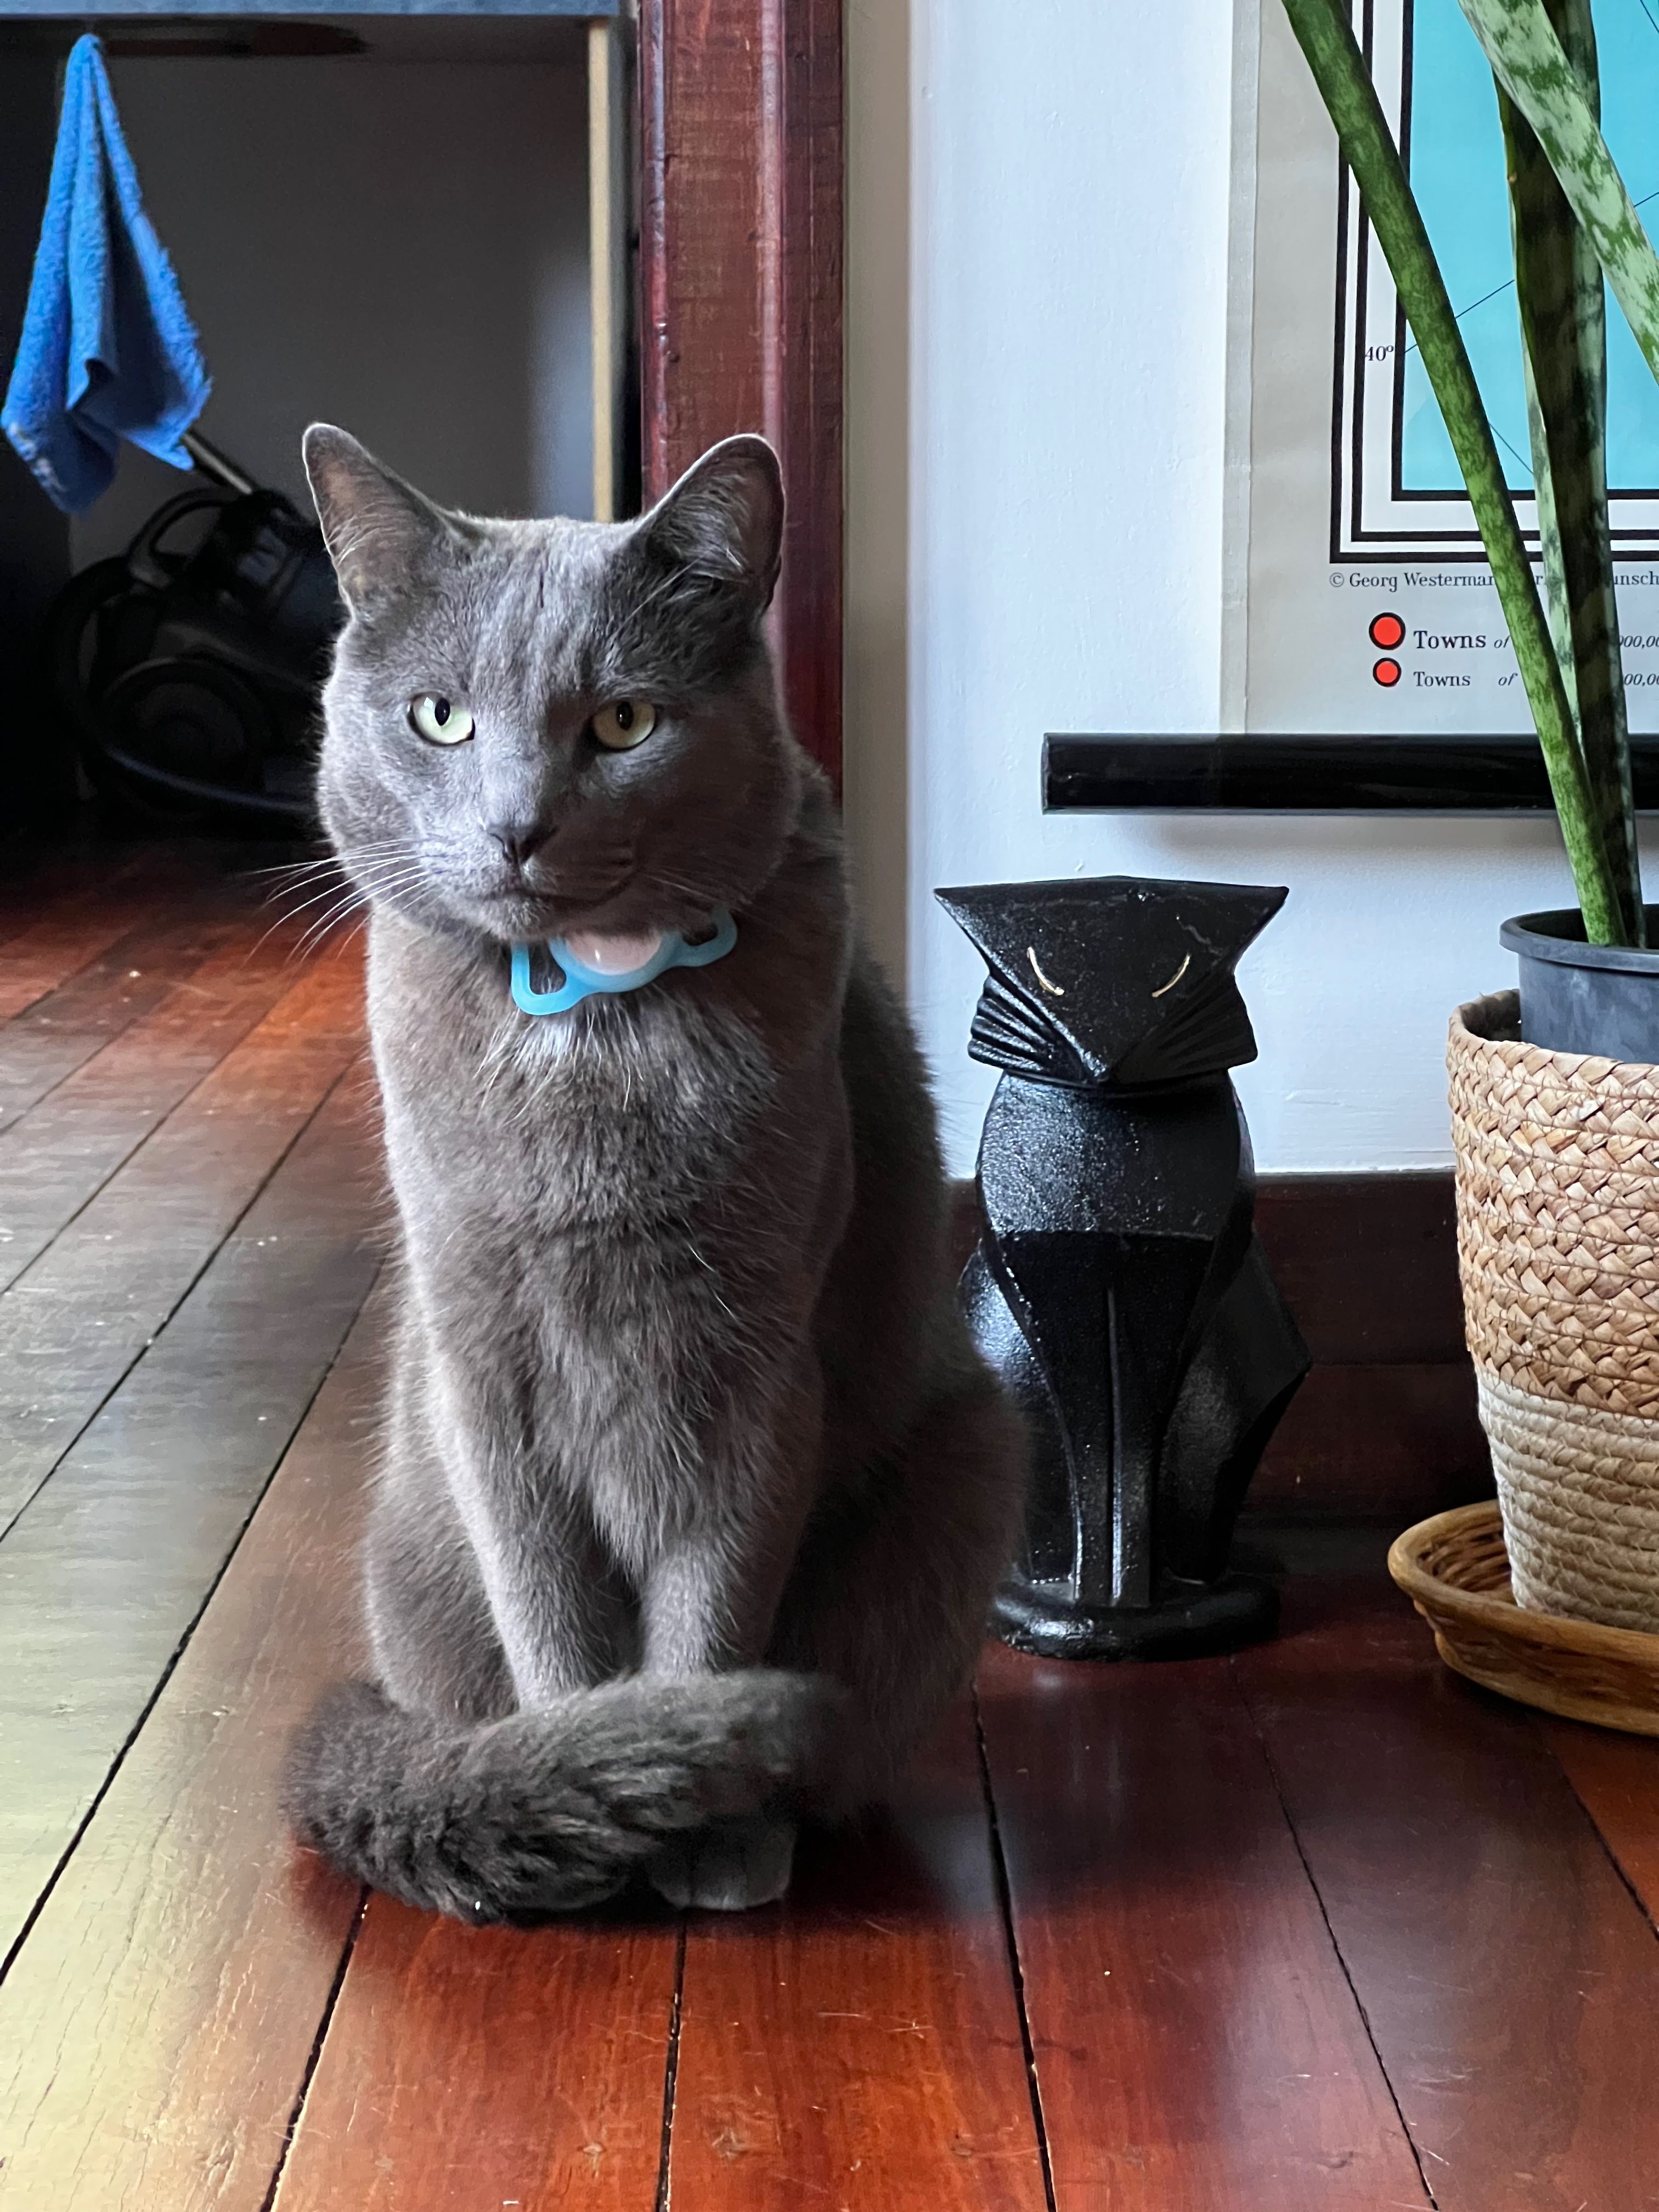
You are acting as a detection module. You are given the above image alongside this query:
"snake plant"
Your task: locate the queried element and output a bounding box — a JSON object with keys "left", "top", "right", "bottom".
{"left": 1280, "top": 0, "right": 1654, "bottom": 946}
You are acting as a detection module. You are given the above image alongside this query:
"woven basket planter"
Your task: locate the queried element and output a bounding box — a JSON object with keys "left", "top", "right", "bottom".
{"left": 1448, "top": 990, "right": 1659, "bottom": 1635}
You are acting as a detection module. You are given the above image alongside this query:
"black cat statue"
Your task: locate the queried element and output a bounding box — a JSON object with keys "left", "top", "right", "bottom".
{"left": 937, "top": 875, "right": 1310, "bottom": 1660}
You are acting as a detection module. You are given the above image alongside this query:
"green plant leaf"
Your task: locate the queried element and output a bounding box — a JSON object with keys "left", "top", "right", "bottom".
{"left": 1458, "top": 0, "right": 1659, "bottom": 392}
{"left": 1496, "top": 0, "right": 1642, "bottom": 941}
{"left": 1278, "top": 0, "right": 1624, "bottom": 940}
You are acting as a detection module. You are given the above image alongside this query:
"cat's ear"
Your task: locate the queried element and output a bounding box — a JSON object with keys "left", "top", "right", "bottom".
{"left": 303, "top": 425, "right": 456, "bottom": 614}
{"left": 637, "top": 435, "right": 784, "bottom": 609}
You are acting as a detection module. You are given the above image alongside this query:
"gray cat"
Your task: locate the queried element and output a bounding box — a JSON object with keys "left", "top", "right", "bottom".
{"left": 284, "top": 426, "right": 1026, "bottom": 1921}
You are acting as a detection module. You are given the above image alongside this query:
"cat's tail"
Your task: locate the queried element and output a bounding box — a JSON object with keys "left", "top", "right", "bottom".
{"left": 283, "top": 1670, "right": 843, "bottom": 1923}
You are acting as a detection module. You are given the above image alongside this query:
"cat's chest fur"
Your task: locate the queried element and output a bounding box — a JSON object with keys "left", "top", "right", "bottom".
{"left": 366, "top": 905, "right": 848, "bottom": 1534}
{"left": 370, "top": 913, "right": 783, "bottom": 1239}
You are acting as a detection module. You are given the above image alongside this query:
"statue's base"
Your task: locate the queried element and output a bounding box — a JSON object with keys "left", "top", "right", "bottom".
{"left": 992, "top": 1571, "right": 1280, "bottom": 1661}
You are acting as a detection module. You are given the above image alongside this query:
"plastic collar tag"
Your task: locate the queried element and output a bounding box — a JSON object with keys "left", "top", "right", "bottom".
{"left": 509, "top": 909, "right": 737, "bottom": 1017}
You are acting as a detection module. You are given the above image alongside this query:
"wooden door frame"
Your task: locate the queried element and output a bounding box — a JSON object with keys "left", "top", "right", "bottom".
{"left": 637, "top": 0, "right": 844, "bottom": 785}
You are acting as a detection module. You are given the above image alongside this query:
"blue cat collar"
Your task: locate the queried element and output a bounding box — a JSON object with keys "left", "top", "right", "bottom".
{"left": 509, "top": 910, "right": 737, "bottom": 1017}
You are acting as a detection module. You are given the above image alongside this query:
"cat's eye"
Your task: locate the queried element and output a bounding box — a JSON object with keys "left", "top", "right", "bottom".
{"left": 408, "top": 693, "right": 475, "bottom": 746}
{"left": 592, "top": 698, "right": 657, "bottom": 752}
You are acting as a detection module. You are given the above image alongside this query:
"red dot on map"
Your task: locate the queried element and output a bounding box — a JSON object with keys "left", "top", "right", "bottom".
{"left": 1373, "top": 657, "right": 1402, "bottom": 688}
{"left": 1369, "top": 611, "right": 1406, "bottom": 649}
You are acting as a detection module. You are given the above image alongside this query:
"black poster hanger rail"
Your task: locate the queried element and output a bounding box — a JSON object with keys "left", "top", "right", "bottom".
{"left": 1042, "top": 732, "right": 1659, "bottom": 814}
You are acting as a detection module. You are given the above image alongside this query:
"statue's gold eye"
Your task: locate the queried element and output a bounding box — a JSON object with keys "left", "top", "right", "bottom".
{"left": 408, "top": 693, "right": 475, "bottom": 745}
{"left": 592, "top": 698, "right": 657, "bottom": 751}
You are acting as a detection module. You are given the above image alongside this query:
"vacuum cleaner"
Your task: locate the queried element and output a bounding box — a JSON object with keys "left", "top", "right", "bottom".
{"left": 43, "top": 430, "right": 342, "bottom": 826}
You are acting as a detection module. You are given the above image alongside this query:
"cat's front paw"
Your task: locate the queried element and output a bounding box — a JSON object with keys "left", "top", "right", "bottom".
{"left": 648, "top": 1817, "right": 797, "bottom": 1911}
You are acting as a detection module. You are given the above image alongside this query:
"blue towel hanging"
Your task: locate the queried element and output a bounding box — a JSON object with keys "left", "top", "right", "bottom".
{"left": 2, "top": 35, "right": 211, "bottom": 514}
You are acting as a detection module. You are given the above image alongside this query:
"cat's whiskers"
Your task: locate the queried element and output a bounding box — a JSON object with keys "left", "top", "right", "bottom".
{"left": 244, "top": 856, "right": 337, "bottom": 888}
{"left": 246, "top": 839, "right": 409, "bottom": 898}
{"left": 352, "top": 858, "right": 428, "bottom": 899}
{"left": 250, "top": 875, "right": 353, "bottom": 959}
{"left": 253, "top": 841, "right": 417, "bottom": 942}
{"left": 289, "top": 860, "right": 428, "bottom": 960}
{"left": 646, "top": 870, "right": 720, "bottom": 916}
{"left": 264, "top": 879, "right": 393, "bottom": 963}
{"left": 292, "top": 890, "right": 370, "bottom": 960}
{"left": 267, "top": 872, "right": 368, "bottom": 929}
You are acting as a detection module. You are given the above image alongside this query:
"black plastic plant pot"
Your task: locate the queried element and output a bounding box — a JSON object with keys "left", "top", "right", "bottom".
{"left": 1500, "top": 908, "right": 1659, "bottom": 1061}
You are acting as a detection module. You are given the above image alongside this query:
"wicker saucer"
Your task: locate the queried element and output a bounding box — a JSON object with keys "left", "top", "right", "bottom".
{"left": 1389, "top": 1501, "right": 1659, "bottom": 1736}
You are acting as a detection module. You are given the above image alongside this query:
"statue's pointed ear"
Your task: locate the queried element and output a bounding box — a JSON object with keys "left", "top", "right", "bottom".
{"left": 636, "top": 435, "right": 784, "bottom": 610}
{"left": 302, "top": 424, "right": 456, "bottom": 613}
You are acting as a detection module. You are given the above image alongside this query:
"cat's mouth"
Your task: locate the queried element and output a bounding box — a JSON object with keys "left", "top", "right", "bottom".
{"left": 471, "top": 878, "right": 654, "bottom": 945}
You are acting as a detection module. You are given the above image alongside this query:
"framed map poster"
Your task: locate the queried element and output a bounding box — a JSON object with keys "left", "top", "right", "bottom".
{"left": 1231, "top": 0, "right": 1659, "bottom": 740}
{"left": 1043, "top": 0, "right": 1659, "bottom": 810}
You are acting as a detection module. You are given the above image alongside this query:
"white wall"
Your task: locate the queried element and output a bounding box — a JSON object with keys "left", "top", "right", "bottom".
{"left": 889, "top": 0, "right": 1657, "bottom": 1179}
{"left": 69, "top": 50, "right": 591, "bottom": 567}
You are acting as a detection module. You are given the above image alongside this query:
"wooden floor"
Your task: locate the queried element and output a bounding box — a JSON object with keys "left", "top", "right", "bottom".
{"left": 2, "top": 839, "right": 1657, "bottom": 2211}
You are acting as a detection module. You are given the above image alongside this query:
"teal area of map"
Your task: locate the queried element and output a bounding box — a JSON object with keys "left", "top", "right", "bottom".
{"left": 1403, "top": 0, "right": 1659, "bottom": 494}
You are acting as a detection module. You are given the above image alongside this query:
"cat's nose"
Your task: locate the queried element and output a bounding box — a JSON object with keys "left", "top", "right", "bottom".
{"left": 488, "top": 820, "right": 556, "bottom": 869}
